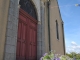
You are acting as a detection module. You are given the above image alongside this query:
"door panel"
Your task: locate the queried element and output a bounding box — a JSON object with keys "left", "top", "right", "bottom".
{"left": 16, "top": 9, "right": 37, "bottom": 60}
{"left": 16, "top": 41, "right": 21, "bottom": 57}
{"left": 28, "top": 22, "right": 37, "bottom": 60}
{"left": 21, "top": 23, "right": 27, "bottom": 58}
{"left": 18, "top": 21, "right": 22, "bottom": 39}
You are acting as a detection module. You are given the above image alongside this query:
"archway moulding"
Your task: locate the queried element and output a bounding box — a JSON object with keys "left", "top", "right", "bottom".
{"left": 18, "top": 0, "right": 41, "bottom": 22}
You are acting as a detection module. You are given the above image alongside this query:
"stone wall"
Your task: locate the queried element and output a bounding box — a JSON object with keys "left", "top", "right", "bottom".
{"left": 4, "top": 0, "right": 19, "bottom": 60}
{"left": 50, "top": 0, "right": 65, "bottom": 55}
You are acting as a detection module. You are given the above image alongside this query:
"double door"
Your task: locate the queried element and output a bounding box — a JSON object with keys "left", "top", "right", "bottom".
{"left": 16, "top": 9, "right": 37, "bottom": 60}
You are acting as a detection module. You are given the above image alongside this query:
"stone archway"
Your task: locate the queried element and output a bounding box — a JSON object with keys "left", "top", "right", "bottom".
{"left": 4, "top": 0, "right": 44, "bottom": 60}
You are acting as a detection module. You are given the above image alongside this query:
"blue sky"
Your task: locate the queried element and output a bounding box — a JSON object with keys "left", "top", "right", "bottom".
{"left": 58, "top": 0, "right": 80, "bottom": 53}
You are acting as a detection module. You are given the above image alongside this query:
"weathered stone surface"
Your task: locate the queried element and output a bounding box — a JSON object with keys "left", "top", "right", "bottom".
{"left": 4, "top": 0, "right": 19, "bottom": 60}
{"left": 7, "top": 21, "right": 13, "bottom": 29}
{"left": 4, "top": 53, "right": 15, "bottom": 60}
{"left": 5, "top": 45, "right": 15, "bottom": 53}
{"left": 6, "top": 36, "right": 16, "bottom": 45}
{"left": 4, "top": 53, "right": 11, "bottom": 60}
{"left": 6, "top": 28, "right": 12, "bottom": 37}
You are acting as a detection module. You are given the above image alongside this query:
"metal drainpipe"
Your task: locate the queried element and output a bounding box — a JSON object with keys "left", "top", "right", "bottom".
{"left": 47, "top": 0, "right": 51, "bottom": 51}
{"left": 62, "top": 22, "right": 66, "bottom": 55}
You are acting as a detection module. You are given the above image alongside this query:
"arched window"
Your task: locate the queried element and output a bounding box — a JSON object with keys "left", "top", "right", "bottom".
{"left": 19, "top": 0, "right": 37, "bottom": 20}
{"left": 56, "top": 20, "right": 59, "bottom": 40}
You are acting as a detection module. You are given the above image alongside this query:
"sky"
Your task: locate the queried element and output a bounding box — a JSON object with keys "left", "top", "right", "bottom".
{"left": 58, "top": 0, "right": 80, "bottom": 53}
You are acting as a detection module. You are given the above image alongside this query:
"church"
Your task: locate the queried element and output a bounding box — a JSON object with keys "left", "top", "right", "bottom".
{"left": 0, "top": 0, "right": 65, "bottom": 60}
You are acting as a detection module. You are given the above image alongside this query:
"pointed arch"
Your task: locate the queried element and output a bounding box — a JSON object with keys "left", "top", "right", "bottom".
{"left": 19, "top": 0, "right": 38, "bottom": 20}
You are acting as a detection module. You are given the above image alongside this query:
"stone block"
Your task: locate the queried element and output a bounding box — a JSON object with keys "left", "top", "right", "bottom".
{"left": 9, "top": 53, "right": 15, "bottom": 60}
{"left": 12, "top": 25, "right": 18, "bottom": 36}
{"left": 13, "top": 10, "right": 19, "bottom": 18}
{"left": 37, "top": 54, "right": 42, "bottom": 60}
{"left": 5, "top": 44, "right": 15, "bottom": 53}
{"left": 13, "top": 0, "right": 18, "bottom": 7}
{"left": 37, "top": 41, "right": 42, "bottom": 46}
{"left": 4, "top": 53, "right": 11, "bottom": 60}
{"left": 6, "top": 36, "right": 16, "bottom": 46}
{"left": 13, "top": 17, "right": 18, "bottom": 26}
{"left": 7, "top": 21, "right": 13, "bottom": 29}
{"left": 10, "top": 0, "right": 15, "bottom": 3}
{"left": 8, "top": 14, "right": 14, "bottom": 22}
{"left": 12, "top": 30, "right": 17, "bottom": 37}
{"left": 9, "top": 0, "right": 14, "bottom": 8}
{"left": 6, "top": 28, "right": 12, "bottom": 37}
{"left": 4, "top": 53, "right": 16, "bottom": 60}
{"left": 13, "top": 2, "right": 19, "bottom": 18}
{"left": 8, "top": 7, "right": 14, "bottom": 16}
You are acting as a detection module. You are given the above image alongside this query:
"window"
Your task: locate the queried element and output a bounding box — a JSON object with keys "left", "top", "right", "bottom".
{"left": 62, "top": 22, "right": 64, "bottom": 41}
{"left": 19, "top": 0, "right": 37, "bottom": 20}
{"left": 56, "top": 20, "right": 59, "bottom": 40}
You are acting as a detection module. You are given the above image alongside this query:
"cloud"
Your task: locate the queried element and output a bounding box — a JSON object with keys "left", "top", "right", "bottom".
{"left": 66, "top": 41, "right": 80, "bottom": 53}
{"left": 71, "top": 41, "right": 77, "bottom": 46}
{"left": 77, "top": 46, "right": 80, "bottom": 49}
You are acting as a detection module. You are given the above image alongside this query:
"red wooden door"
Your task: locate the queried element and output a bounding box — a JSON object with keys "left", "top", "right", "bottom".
{"left": 16, "top": 9, "right": 37, "bottom": 60}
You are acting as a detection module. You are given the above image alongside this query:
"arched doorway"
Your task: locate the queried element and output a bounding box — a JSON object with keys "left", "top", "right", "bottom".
{"left": 16, "top": 0, "right": 38, "bottom": 60}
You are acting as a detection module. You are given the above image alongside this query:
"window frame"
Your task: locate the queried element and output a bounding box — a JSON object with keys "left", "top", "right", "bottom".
{"left": 56, "top": 20, "right": 59, "bottom": 40}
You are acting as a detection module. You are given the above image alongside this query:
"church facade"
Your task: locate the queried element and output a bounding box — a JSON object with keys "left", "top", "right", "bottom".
{"left": 0, "top": 0, "right": 65, "bottom": 60}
